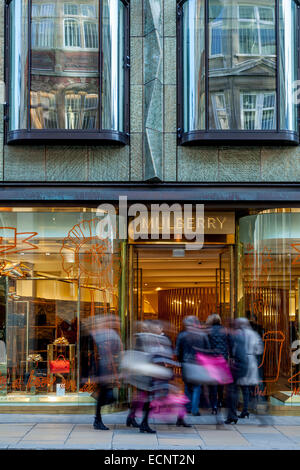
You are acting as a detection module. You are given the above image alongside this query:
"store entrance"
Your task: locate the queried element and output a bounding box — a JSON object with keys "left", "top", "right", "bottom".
{"left": 129, "top": 244, "right": 235, "bottom": 343}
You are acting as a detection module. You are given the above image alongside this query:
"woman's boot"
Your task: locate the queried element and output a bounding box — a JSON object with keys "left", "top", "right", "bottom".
{"left": 140, "top": 402, "right": 156, "bottom": 433}
{"left": 93, "top": 414, "right": 109, "bottom": 431}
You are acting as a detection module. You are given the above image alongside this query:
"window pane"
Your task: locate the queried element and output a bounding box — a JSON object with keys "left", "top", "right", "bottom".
{"left": 259, "top": 6, "right": 274, "bottom": 21}
{"left": 31, "top": 0, "right": 99, "bottom": 130}
{"left": 239, "top": 24, "right": 259, "bottom": 55}
{"left": 208, "top": 0, "right": 276, "bottom": 131}
{"left": 81, "top": 4, "right": 96, "bottom": 17}
{"left": 32, "top": 20, "right": 54, "bottom": 48}
{"left": 64, "top": 3, "right": 79, "bottom": 15}
{"left": 241, "top": 91, "right": 276, "bottom": 130}
{"left": 102, "top": 0, "right": 126, "bottom": 132}
{"left": 239, "top": 6, "right": 256, "bottom": 19}
{"left": 279, "top": 0, "right": 298, "bottom": 132}
{"left": 84, "top": 22, "right": 98, "bottom": 48}
{"left": 182, "top": 0, "right": 205, "bottom": 132}
{"left": 64, "top": 19, "right": 81, "bottom": 47}
{"left": 9, "top": 0, "right": 29, "bottom": 131}
{"left": 40, "top": 4, "right": 55, "bottom": 17}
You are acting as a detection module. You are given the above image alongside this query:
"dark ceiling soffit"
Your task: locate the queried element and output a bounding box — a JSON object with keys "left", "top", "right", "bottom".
{"left": 0, "top": 184, "right": 300, "bottom": 203}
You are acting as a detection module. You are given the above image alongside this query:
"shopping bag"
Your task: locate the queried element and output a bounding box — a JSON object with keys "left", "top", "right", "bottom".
{"left": 182, "top": 361, "right": 218, "bottom": 385}
{"left": 196, "top": 353, "right": 233, "bottom": 385}
{"left": 49, "top": 355, "right": 70, "bottom": 373}
{"left": 120, "top": 350, "right": 172, "bottom": 380}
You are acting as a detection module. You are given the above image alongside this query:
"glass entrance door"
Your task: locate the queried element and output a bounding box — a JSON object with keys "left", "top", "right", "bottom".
{"left": 216, "top": 246, "right": 234, "bottom": 321}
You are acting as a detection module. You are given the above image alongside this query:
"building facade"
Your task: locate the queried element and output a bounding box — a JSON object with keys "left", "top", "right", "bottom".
{"left": 0, "top": 0, "right": 299, "bottom": 413}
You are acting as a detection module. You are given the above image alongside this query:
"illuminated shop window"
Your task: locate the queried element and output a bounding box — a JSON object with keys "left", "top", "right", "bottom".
{"left": 0, "top": 207, "right": 122, "bottom": 404}
{"left": 178, "top": 0, "right": 299, "bottom": 145}
{"left": 6, "top": 0, "right": 129, "bottom": 144}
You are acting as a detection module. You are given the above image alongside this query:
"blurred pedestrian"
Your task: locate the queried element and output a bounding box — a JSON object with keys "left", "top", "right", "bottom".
{"left": 225, "top": 318, "right": 248, "bottom": 425}
{"left": 206, "top": 313, "right": 230, "bottom": 415}
{"left": 125, "top": 320, "right": 174, "bottom": 433}
{"left": 176, "top": 315, "right": 210, "bottom": 418}
{"left": 235, "top": 317, "right": 264, "bottom": 419}
{"left": 89, "top": 314, "right": 122, "bottom": 431}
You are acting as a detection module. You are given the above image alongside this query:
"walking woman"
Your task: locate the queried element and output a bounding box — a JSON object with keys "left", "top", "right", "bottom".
{"left": 235, "top": 317, "right": 264, "bottom": 419}
{"left": 206, "top": 314, "right": 230, "bottom": 415}
{"left": 126, "top": 320, "right": 174, "bottom": 433}
{"left": 225, "top": 318, "right": 248, "bottom": 424}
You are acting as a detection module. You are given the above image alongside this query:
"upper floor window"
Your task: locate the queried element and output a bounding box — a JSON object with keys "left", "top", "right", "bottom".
{"left": 178, "top": 0, "right": 299, "bottom": 145}
{"left": 6, "top": 0, "right": 129, "bottom": 145}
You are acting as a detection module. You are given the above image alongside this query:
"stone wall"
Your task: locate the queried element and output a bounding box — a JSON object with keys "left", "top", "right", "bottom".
{"left": 1, "top": 0, "right": 300, "bottom": 183}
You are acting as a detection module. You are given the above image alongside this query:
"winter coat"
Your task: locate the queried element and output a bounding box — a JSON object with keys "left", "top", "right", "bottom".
{"left": 176, "top": 328, "right": 210, "bottom": 364}
{"left": 237, "top": 328, "right": 264, "bottom": 386}
{"left": 228, "top": 330, "right": 249, "bottom": 382}
{"left": 128, "top": 332, "right": 175, "bottom": 393}
{"left": 91, "top": 328, "right": 122, "bottom": 386}
{"left": 207, "top": 324, "right": 229, "bottom": 360}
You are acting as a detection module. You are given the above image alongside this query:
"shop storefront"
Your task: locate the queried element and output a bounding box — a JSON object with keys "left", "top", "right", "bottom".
{"left": 0, "top": 204, "right": 299, "bottom": 413}
{"left": 0, "top": 207, "right": 125, "bottom": 412}
{"left": 238, "top": 209, "right": 300, "bottom": 409}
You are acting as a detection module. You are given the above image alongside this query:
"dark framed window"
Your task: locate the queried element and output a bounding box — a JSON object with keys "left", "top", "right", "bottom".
{"left": 177, "top": 0, "right": 300, "bottom": 145}
{"left": 5, "top": 0, "right": 130, "bottom": 145}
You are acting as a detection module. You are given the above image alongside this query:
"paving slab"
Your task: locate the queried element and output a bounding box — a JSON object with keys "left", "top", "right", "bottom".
{"left": 197, "top": 429, "right": 250, "bottom": 447}
{"left": 0, "top": 424, "right": 34, "bottom": 437}
{"left": 234, "top": 425, "right": 281, "bottom": 434}
{"left": 155, "top": 425, "right": 197, "bottom": 433}
{"left": 10, "top": 441, "right": 66, "bottom": 449}
{"left": 241, "top": 433, "right": 293, "bottom": 447}
{"left": 158, "top": 438, "right": 204, "bottom": 447}
{"left": 275, "top": 426, "right": 300, "bottom": 436}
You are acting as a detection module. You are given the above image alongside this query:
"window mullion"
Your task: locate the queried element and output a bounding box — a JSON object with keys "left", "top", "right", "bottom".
{"left": 205, "top": 0, "right": 209, "bottom": 132}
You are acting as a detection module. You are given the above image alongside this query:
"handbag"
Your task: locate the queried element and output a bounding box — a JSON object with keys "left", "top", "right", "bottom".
{"left": 182, "top": 361, "right": 218, "bottom": 385}
{"left": 49, "top": 355, "right": 70, "bottom": 374}
{"left": 120, "top": 350, "right": 173, "bottom": 380}
{"left": 196, "top": 353, "right": 233, "bottom": 385}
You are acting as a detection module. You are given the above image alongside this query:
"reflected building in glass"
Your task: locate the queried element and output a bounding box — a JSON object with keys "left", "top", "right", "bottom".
{"left": 180, "top": 0, "right": 298, "bottom": 143}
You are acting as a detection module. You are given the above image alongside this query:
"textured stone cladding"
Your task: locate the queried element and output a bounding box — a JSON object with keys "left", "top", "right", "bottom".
{"left": 1, "top": 0, "right": 300, "bottom": 183}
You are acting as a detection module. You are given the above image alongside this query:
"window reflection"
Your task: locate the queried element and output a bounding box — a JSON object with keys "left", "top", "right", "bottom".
{"left": 208, "top": 0, "right": 276, "bottom": 131}
{"left": 30, "top": 0, "right": 99, "bottom": 130}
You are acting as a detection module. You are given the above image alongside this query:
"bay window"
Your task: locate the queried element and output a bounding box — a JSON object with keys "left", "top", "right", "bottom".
{"left": 178, "top": 0, "right": 299, "bottom": 145}
{"left": 6, "top": 0, "right": 129, "bottom": 144}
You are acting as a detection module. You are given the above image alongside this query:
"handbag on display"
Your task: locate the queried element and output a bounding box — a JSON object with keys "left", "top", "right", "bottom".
{"left": 49, "top": 355, "right": 70, "bottom": 373}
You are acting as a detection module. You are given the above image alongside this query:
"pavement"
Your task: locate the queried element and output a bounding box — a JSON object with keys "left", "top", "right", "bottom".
{"left": 1, "top": 411, "right": 300, "bottom": 450}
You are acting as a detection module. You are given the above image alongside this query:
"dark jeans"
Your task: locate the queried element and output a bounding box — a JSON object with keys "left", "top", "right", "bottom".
{"left": 184, "top": 383, "right": 201, "bottom": 415}
{"left": 209, "top": 385, "right": 225, "bottom": 409}
{"left": 240, "top": 385, "right": 250, "bottom": 412}
{"left": 226, "top": 382, "right": 238, "bottom": 420}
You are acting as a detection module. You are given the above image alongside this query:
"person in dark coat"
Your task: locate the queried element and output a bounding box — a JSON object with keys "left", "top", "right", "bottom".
{"left": 206, "top": 313, "right": 230, "bottom": 414}
{"left": 176, "top": 315, "right": 210, "bottom": 417}
{"left": 87, "top": 315, "right": 122, "bottom": 431}
{"left": 125, "top": 320, "right": 175, "bottom": 433}
{"left": 225, "top": 318, "right": 248, "bottom": 424}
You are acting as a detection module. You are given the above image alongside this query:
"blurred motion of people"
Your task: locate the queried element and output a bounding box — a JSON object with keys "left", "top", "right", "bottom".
{"left": 236, "top": 317, "right": 264, "bottom": 420}
{"left": 176, "top": 315, "right": 210, "bottom": 417}
{"left": 125, "top": 319, "right": 177, "bottom": 433}
{"left": 225, "top": 318, "right": 248, "bottom": 425}
{"left": 206, "top": 313, "right": 230, "bottom": 415}
{"left": 85, "top": 314, "right": 122, "bottom": 431}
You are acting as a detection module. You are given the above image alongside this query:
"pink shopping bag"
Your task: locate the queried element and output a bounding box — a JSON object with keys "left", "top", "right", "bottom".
{"left": 196, "top": 353, "right": 233, "bottom": 385}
